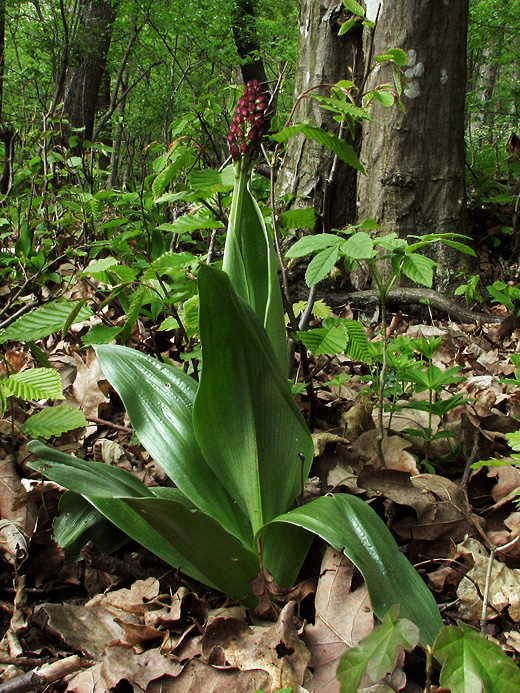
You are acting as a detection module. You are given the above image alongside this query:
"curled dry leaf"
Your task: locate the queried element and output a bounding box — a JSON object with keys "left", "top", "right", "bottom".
{"left": 304, "top": 546, "right": 373, "bottom": 693}
{"left": 456, "top": 537, "right": 520, "bottom": 621}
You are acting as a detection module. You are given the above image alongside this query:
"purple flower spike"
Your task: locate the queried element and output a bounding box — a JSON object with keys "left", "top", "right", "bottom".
{"left": 227, "top": 80, "right": 268, "bottom": 164}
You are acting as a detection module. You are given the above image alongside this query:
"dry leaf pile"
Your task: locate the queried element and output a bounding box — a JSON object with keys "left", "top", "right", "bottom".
{"left": 2, "top": 292, "right": 520, "bottom": 691}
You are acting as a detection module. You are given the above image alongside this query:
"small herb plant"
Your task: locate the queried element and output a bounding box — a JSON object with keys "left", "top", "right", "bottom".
{"left": 27, "top": 81, "right": 442, "bottom": 650}
{"left": 287, "top": 225, "right": 475, "bottom": 466}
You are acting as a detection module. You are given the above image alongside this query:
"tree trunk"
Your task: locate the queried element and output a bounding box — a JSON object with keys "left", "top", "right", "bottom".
{"left": 58, "top": 0, "right": 117, "bottom": 146}
{"left": 232, "top": 0, "right": 268, "bottom": 86}
{"left": 0, "top": 0, "right": 5, "bottom": 123}
{"left": 275, "top": 0, "right": 364, "bottom": 233}
{"left": 357, "top": 0, "right": 470, "bottom": 289}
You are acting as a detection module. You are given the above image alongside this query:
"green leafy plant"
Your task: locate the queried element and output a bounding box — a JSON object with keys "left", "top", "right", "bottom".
{"left": 335, "top": 609, "right": 520, "bottom": 692}
{"left": 287, "top": 225, "right": 475, "bottom": 466}
{"left": 0, "top": 365, "right": 86, "bottom": 439}
{"left": 28, "top": 82, "right": 443, "bottom": 650}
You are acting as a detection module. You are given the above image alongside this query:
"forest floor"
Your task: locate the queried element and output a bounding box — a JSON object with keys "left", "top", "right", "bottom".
{"left": 1, "top": 205, "right": 520, "bottom": 692}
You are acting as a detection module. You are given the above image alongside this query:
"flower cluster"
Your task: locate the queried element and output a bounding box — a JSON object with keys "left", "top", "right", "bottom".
{"left": 227, "top": 80, "right": 268, "bottom": 163}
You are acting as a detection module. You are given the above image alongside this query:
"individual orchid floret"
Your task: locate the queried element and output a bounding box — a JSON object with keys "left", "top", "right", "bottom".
{"left": 227, "top": 80, "right": 268, "bottom": 164}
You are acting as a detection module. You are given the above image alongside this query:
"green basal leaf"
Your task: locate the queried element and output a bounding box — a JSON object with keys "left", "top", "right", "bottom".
{"left": 54, "top": 491, "right": 128, "bottom": 561}
{"left": 3, "top": 368, "right": 63, "bottom": 401}
{"left": 28, "top": 441, "right": 156, "bottom": 499}
{"left": 270, "top": 493, "right": 443, "bottom": 647}
{"left": 27, "top": 441, "right": 259, "bottom": 602}
{"left": 0, "top": 301, "right": 93, "bottom": 343}
{"left": 95, "top": 344, "right": 252, "bottom": 546}
{"left": 194, "top": 265, "right": 314, "bottom": 536}
{"left": 223, "top": 169, "right": 288, "bottom": 373}
{"left": 22, "top": 405, "right": 87, "bottom": 439}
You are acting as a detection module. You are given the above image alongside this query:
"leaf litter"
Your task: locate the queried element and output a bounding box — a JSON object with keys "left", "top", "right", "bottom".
{"left": 3, "top": 295, "right": 520, "bottom": 690}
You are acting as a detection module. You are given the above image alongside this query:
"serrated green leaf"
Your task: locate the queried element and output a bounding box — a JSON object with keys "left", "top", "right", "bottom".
{"left": 286, "top": 233, "right": 341, "bottom": 258}
{"left": 343, "top": 319, "right": 371, "bottom": 362}
{"left": 340, "top": 231, "right": 375, "bottom": 260}
{"left": 271, "top": 124, "right": 365, "bottom": 173}
{"left": 278, "top": 207, "right": 316, "bottom": 229}
{"left": 441, "top": 239, "right": 477, "bottom": 256}
{"left": 374, "top": 48, "right": 408, "bottom": 66}
{"left": 342, "top": 0, "right": 365, "bottom": 16}
{"left": 82, "top": 324, "right": 122, "bottom": 346}
{"left": 22, "top": 405, "right": 87, "bottom": 439}
{"left": 141, "top": 251, "right": 196, "bottom": 281}
{"left": 311, "top": 299, "right": 333, "bottom": 319}
{"left": 312, "top": 96, "right": 370, "bottom": 122}
{"left": 4, "top": 368, "right": 63, "bottom": 401}
{"left": 337, "top": 605, "right": 419, "bottom": 692}
{"left": 188, "top": 166, "right": 235, "bottom": 193}
{"left": 0, "top": 302, "right": 93, "bottom": 343}
{"left": 305, "top": 246, "right": 340, "bottom": 286}
{"left": 373, "top": 90, "right": 395, "bottom": 107}
{"left": 402, "top": 253, "right": 436, "bottom": 287}
{"left": 296, "top": 325, "right": 348, "bottom": 355}
{"left": 152, "top": 149, "right": 194, "bottom": 199}
{"left": 120, "top": 285, "right": 147, "bottom": 344}
{"left": 157, "top": 213, "right": 224, "bottom": 235}
{"left": 434, "top": 622, "right": 520, "bottom": 693}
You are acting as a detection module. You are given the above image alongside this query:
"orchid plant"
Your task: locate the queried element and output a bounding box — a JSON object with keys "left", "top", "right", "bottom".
{"left": 28, "top": 82, "right": 442, "bottom": 650}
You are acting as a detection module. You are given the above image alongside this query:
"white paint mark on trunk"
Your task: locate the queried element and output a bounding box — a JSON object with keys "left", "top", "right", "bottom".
{"left": 365, "top": 0, "right": 382, "bottom": 22}
{"left": 441, "top": 68, "right": 449, "bottom": 84}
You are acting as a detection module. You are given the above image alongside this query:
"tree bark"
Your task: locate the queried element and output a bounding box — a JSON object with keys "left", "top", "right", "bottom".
{"left": 275, "top": 0, "right": 364, "bottom": 232}
{"left": 58, "top": 0, "right": 117, "bottom": 146}
{"left": 357, "top": 0, "right": 470, "bottom": 289}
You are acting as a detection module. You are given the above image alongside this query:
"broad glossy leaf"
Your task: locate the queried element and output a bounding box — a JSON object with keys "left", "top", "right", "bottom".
{"left": 223, "top": 171, "right": 287, "bottom": 372}
{"left": 194, "top": 265, "right": 314, "bottom": 536}
{"left": 27, "top": 441, "right": 259, "bottom": 601}
{"left": 95, "top": 345, "right": 252, "bottom": 546}
{"left": 270, "top": 493, "right": 443, "bottom": 648}
{"left": 54, "top": 491, "right": 127, "bottom": 561}
{"left": 28, "top": 440, "right": 156, "bottom": 499}
{"left": 122, "top": 497, "right": 260, "bottom": 602}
